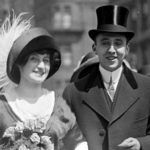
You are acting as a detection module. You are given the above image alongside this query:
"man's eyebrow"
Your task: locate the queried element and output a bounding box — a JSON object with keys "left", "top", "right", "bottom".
{"left": 115, "top": 38, "right": 123, "bottom": 41}
{"left": 100, "top": 38, "right": 109, "bottom": 41}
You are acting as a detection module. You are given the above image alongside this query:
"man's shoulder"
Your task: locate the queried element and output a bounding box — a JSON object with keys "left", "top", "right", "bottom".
{"left": 133, "top": 71, "right": 150, "bottom": 79}
{"left": 132, "top": 71, "right": 150, "bottom": 86}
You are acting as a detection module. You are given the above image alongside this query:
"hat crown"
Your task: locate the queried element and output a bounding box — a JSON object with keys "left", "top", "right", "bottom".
{"left": 88, "top": 5, "right": 134, "bottom": 41}
{"left": 96, "top": 5, "right": 129, "bottom": 28}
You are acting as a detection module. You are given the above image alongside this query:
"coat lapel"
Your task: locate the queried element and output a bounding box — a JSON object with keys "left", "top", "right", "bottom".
{"left": 83, "top": 86, "right": 111, "bottom": 122}
{"left": 82, "top": 69, "right": 111, "bottom": 122}
{"left": 110, "top": 68, "right": 140, "bottom": 125}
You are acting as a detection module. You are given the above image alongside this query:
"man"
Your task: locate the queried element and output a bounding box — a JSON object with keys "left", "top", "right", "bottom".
{"left": 63, "top": 5, "right": 150, "bottom": 150}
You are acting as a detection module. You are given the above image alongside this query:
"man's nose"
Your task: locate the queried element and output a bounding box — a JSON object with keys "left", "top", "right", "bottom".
{"left": 108, "top": 45, "right": 116, "bottom": 53}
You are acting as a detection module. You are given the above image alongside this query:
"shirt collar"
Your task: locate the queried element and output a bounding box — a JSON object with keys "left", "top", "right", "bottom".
{"left": 99, "top": 65, "right": 123, "bottom": 84}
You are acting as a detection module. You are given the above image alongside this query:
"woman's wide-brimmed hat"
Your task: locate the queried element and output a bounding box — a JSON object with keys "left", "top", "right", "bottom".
{"left": 89, "top": 5, "right": 134, "bottom": 42}
{"left": 7, "top": 27, "right": 61, "bottom": 84}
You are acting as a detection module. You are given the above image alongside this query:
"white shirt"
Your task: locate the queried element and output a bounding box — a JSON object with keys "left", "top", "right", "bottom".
{"left": 99, "top": 65, "right": 123, "bottom": 100}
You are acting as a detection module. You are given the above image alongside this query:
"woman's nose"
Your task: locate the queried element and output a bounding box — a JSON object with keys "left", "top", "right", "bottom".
{"left": 37, "top": 61, "right": 45, "bottom": 68}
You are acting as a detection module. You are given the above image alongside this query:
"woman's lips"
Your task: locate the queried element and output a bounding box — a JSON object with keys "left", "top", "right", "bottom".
{"left": 33, "top": 70, "right": 45, "bottom": 76}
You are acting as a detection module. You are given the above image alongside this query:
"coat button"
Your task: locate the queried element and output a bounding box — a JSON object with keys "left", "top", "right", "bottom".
{"left": 99, "top": 129, "right": 105, "bottom": 136}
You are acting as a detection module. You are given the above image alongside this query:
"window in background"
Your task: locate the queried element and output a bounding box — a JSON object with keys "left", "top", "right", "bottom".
{"left": 61, "top": 44, "right": 72, "bottom": 67}
{"left": 53, "top": 5, "right": 62, "bottom": 29}
{"left": 62, "top": 5, "right": 72, "bottom": 29}
{"left": 53, "top": 4, "right": 72, "bottom": 29}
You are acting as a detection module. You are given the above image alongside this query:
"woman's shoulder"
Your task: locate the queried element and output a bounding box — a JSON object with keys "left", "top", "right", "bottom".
{"left": 46, "top": 93, "right": 76, "bottom": 140}
{"left": 54, "top": 94, "right": 76, "bottom": 129}
{"left": 0, "top": 94, "right": 8, "bottom": 115}
{"left": 0, "top": 93, "right": 7, "bottom": 106}
{"left": 54, "top": 95, "right": 75, "bottom": 123}
{"left": 0, "top": 93, "right": 6, "bottom": 100}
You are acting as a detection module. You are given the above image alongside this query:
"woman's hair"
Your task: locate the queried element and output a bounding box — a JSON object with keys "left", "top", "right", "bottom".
{"left": 17, "top": 49, "right": 51, "bottom": 67}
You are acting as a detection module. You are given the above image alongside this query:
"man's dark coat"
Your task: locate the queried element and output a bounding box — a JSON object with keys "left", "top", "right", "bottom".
{"left": 63, "top": 63, "right": 150, "bottom": 150}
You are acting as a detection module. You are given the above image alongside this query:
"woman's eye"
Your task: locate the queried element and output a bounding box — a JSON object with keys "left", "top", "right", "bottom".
{"left": 43, "top": 58, "right": 50, "bottom": 64}
{"left": 30, "top": 56, "right": 39, "bottom": 62}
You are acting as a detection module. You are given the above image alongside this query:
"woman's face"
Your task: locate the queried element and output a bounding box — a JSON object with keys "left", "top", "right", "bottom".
{"left": 19, "top": 52, "right": 50, "bottom": 84}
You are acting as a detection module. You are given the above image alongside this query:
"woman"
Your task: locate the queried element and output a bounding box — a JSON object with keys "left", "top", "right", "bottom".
{"left": 0, "top": 13, "right": 75, "bottom": 150}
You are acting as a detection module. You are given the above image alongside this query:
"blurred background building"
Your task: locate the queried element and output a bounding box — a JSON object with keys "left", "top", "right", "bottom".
{"left": 0, "top": 0, "right": 150, "bottom": 94}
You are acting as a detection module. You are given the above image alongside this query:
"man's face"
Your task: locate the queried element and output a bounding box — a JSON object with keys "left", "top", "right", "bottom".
{"left": 94, "top": 33, "right": 129, "bottom": 72}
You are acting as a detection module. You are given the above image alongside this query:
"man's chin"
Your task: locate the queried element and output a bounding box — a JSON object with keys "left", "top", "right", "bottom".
{"left": 105, "top": 65, "right": 120, "bottom": 72}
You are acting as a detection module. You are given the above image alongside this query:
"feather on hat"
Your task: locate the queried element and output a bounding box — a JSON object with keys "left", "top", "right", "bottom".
{"left": 0, "top": 11, "right": 32, "bottom": 90}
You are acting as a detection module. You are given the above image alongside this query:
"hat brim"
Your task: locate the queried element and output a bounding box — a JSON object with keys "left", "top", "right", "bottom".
{"left": 89, "top": 25, "right": 134, "bottom": 42}
{"left": 7, "top": 28, "right": 61, "bottom": 84}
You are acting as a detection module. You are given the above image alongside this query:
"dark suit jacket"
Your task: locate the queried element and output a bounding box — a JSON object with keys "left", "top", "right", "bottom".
{"left": 63, "top": 63, "right": 150, "bottom": 150}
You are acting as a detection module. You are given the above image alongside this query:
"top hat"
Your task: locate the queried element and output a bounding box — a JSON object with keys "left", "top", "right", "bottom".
{"left": 7, "top": 27, "right": 61, "bottom": 84}
{"left": 89, "top": 5, "right": 134, "bottom": 41}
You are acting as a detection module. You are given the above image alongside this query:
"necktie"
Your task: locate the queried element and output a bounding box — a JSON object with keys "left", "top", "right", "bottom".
{"left": 108, "top": 77, "right": 115, "bottom": 100}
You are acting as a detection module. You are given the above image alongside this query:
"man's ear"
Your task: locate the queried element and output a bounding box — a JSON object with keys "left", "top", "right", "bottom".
{"left": 125, "top": 44, "right": 130, "bottom": 56}
{"left": 92, "top": 43, "right": 97, "bottom": 54}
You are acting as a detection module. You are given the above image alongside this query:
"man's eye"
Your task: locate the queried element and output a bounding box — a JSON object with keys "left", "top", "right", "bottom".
{"left": 114, "top": 41, "right": 123, "bottom": 46}
{"left": 101, "top": 41, "right": 110, "bottom": 46}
